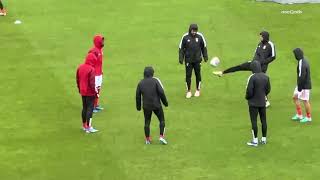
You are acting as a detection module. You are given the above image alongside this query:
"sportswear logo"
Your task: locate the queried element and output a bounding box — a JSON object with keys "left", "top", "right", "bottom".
{"left": 187, "top": 39, "right": 190, "bottom": 42}
{"left": 196, "top": 38, "right": 198, "bottom": 42}
{"left": 263, "top": 45, "right": 266, "bottom": 49}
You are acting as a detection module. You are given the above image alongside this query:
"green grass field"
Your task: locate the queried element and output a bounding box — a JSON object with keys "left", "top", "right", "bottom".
{"left": 1, "top": 0, "right": 320, "bottom": 179}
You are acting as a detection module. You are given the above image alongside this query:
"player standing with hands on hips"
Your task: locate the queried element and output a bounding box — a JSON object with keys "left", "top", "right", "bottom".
{"left": 179, "top": 24, "right": 208, "bottom": 98}
{"left": 246, "top": 61, "right": 271, "bottom": 147}
{"left": 291, "top": 48, "right": 312, "bottom": 123}
{"left": 136, "top": 67, "right": 169, "bottom": 145}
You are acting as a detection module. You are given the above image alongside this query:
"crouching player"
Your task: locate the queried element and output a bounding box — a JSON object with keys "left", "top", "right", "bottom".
{"left": 291, "top": 48, "right": 312, "bottom": 123}
{"left": 246, "top": 61, "right": 271, "bottom": 147}
{"left": 136, "top": 67, "right": 169, "bottom": 145}
{"left": 76, "top": 53, "right": 99, "bottom": 133}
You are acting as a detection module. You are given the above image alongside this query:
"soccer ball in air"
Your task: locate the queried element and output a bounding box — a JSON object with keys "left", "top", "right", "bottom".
{"left": 210, "top": 57, "right": 220, "bottom": 67}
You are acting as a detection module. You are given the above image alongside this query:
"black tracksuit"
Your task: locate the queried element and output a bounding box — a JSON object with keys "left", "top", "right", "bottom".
{"left": 223, "top": 31, "right": 276, "bottom": 74}
{"left": 179, "top": 24, "right": 208, "bottom": 91}
{"left": 246, "top": 61, "right": 271, "bottom": 138}
{"left": 136, "top": 67, "right": 168, "bottom": 137}
{"left": 293, "top": 48, "right": 312, "bottom": 91}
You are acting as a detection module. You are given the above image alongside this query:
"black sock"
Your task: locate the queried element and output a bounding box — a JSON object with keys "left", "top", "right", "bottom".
{"left": 0, "top": 1, "right": 3, "bottom": 10}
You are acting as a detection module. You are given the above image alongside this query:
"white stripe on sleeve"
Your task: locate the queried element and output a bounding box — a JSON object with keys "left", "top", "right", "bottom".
{"left": 197, "top": 32, "right": 207, "bottom": 47}
{"left": 298, "top": 60, "right": 302, "bottom": 77}
{"left": 246, "top": 74, "right": 254, "bottom": 89}
{"left": 154, "top": 77, "right": 164, "bottom": 89}
{"left": 268, "top": 41, "right": 275, "bottom": 57}
{"left": 179, "top": 33, "right": 188, "bottom": 49}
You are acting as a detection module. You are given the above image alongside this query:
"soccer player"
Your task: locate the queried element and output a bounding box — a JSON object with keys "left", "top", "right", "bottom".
{"left": 213, "top": 31, "right": 275, "bottom": 107}
{"left": 88, "top": 34, "right": 105, "bottom": 113}
{"left": 291, "top": 48, "right": 312, "bottom": 123}
{"left": 246, "top": 61, "right": 271, "bottom": 147}
{"left": 76, "top": 53, "right": 99, "bottom": 133}
{"left": 136, "top": 66, "right": 169, "bottom": 145}
{"left": 179, "top": 24, "right": 208, "bottom": 98}
{"left": 0, "top": 0, "right": 7, "bottom": 16}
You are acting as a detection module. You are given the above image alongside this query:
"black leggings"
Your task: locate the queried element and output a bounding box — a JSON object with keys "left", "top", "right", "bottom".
{"left": 223, "top": 61, "right": 268, "bottom": 74}
{"left": 223, "top": 61, "right": 251, "bottom": 74}
{"left": 185, "top": 62, "right": 201, "bottom": 91}
{"left": 143, "top": 107, "right": 165, "bottom": 137}
{"left": 82, "top": 96, "right": 95, "bottom": 126}
{"left": 249, "top": 106, "right": 267, "bottom": 138}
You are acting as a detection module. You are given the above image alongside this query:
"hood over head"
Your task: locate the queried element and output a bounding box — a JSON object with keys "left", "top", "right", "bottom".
{"left": 85, "top": 53, "right": 96, "bottom": 67}
{"left": 93, "top": 34, "right": 104, "bottom": 49}
{"left": 260, "top": 31, "right": 269, "bottom": 43}
{"left": 144, "top": 66, "right": 154, "bottom": 78}
{"left": 250, "top": 60, "right": 262, "bottom": 74}
{"left": 293, "top": 48, "right": 304, "bottom": 61}
{"left": 189, "top": 24, "right": 198, "bottom": 34}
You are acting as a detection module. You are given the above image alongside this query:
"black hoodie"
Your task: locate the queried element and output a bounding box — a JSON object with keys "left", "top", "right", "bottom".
{"left": 136, "top": 67, "right": 168, "bottom": 111}
{"left": 246, "top": 61, "right": 271, "bottom": 107}
{"left": 253, "top": 31, "right": 276, "bottom": 73}
{"left": 179, "top": 24, "right": 208, "bottom": 63}
{"left": 293, "top": 48, "right": 312, "bottom": 91}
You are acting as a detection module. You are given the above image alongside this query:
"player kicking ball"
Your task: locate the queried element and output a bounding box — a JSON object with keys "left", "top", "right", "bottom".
{"left": 213, "top": 31, "right": 275, "bottom": 107}
{"left": 136, "top": 67, "right": 168, "bottom": 145}
{"left": 291, "top": 48, "right": 312, "bottom": 123}
{"left": 0, "top": 0, "right": 7, "bottom": 16}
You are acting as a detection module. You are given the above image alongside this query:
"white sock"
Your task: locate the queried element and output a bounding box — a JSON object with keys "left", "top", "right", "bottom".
{"left": 253, "top": 138, "right": 258, "bottom": 143}
{"left": 261, "top": 137, "right": 266, "bottom": 142}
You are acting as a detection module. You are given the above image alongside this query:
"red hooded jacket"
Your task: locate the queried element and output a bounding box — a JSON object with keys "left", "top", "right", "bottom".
{"left": 76, "top": 53, "right": 97, "bottom": 96}
{"left": 88, "top": 35, "right": 104, "bottom": 76}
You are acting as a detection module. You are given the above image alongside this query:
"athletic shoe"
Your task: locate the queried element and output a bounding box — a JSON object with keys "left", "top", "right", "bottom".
{"left": 95, "top": 106, "right": 104, "bottom": 111}
{"left": 88, "top": 127, "right": 99, "bottom": 133}
{"left": 212, "top": 71, "right": 223, "bottom": 77}
{"left": 247, "top": 141, "right": 258, "bottom": 147}
{"left": 159, "top": 137, "right": 168, "bottom": 145}
{"left": 266, "top": 101, "right": 270, "bottom": 108}
{"left": 260, "top": 140, "right": 267, "bottom": 145}
{"left": 93, "top": 108, "right": 101, "bottom": 113}
{"left": 292, "top": 114, "right": 303, "bottom": 121}
{"left": 300, "top": 117, "right": 312, "bottom": 123}
{"left": 186, "top": 91, "right": 192, "bottom": 99}
{"left": 145, "top": 140, "right": 151, "bottom": 145}
{"left": 194, "top": 90, "right": 200, "bottom": 97}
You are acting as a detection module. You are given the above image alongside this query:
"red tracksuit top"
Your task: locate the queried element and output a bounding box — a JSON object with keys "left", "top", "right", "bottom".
{"left": 76, "top": 53, "right": 97, "bottom": 96}
{"left": 88, "top": 35, "right": 104, "bottom": 76}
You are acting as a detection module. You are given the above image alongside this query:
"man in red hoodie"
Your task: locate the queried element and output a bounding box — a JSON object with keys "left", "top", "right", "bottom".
{"left": 88, "top": 35, "right": 105, "bottom": 113}
{"left": 76, "top": 53, "right": 99, "bottom": 133}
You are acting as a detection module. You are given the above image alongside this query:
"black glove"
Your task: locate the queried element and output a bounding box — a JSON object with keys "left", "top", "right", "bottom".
{"left": 179, "top": 59, "right": 183, "bottom": 64}
{"left": 137, "top": 107, "right": 141, "bottom": 111}
{"left": 298, "top": 87, "right": 302, "bottom": 92}
{"left": 204, "top": 57, "right": 208, "bottom": 62}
